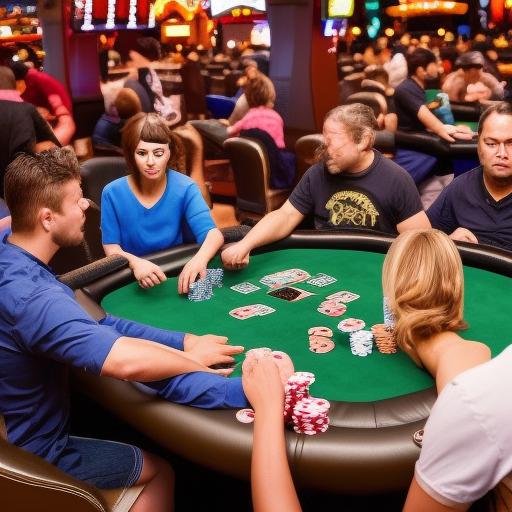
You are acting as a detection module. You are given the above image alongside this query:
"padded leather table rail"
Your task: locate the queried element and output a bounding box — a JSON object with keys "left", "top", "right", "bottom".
{"left": 72, "top": 231, "right": 512, "bottom": 494}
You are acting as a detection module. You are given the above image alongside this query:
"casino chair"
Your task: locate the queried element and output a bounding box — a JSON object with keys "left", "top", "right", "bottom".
{"left": 294, "top": 133, "right": 324, "bottom": 187}
{"left": 80, "top": 156, "right": 130, "bottom": 207}
{"left": 0, "top": 411, "right": 143, "bottom": 512}
{"left": 223, "top": 136, "right": 292, "bottom": 224}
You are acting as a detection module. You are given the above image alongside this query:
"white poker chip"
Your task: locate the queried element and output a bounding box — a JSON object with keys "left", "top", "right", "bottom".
{"left": 236, "top": 408, "right": 255, "bottom": 423}
{"left": 337, "top": 318, "right": 366, "bottom": 332}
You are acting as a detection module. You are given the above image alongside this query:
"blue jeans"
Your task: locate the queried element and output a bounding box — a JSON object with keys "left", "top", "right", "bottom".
{"left": 392, "top": 148, "right": 438, "bottom": 184}
{"left": 55, "top": 436, "right": 143, "bottom": 489}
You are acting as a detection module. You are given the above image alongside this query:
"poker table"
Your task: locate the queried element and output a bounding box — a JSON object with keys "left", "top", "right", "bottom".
{"left": 71, "top": 231, "right": 512, "bottom": 494}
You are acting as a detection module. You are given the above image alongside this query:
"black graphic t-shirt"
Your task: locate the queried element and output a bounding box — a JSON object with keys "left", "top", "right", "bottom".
{"left": 289, "top": 150, "right": 423, "bottom": 235}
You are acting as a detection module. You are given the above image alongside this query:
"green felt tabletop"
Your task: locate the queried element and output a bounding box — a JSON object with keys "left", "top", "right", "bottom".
{"left": 101, "top": 248, "right": 512, "bottom": 403}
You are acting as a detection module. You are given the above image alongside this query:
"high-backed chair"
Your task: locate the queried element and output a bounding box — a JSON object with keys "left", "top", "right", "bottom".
{"left": 80, "top": 156, "right": 130, "bottom": 207}
{"left": 223, "top": 136, "right": 291, "bottom": 224}
{"left": 294, "top": 133, "right": 324, "bottom": 187}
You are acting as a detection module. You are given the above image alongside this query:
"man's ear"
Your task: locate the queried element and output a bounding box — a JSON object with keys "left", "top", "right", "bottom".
{"left": 39, "top": 207, "right": 53, "bottom": 232}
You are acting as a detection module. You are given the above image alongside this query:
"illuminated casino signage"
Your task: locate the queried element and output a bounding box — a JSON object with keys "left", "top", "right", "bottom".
{"left": 385, "top": 0, "right": 468, "bottom": 17}
{"left": 72, "top": 0, "right": 203, "bottom": 31}
{"left": 209, "top": 0, "right": 265, "bottom": 17}
{"left": 326, "top": 0, "right": 354, "bottom": 17}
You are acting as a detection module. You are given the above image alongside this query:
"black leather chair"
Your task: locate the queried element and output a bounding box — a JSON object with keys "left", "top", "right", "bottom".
{"left": 80, "top": 157, "right": 130, "bottom": 207}
{"left": 223, "top": 136, "right": 292, "bottom": 224}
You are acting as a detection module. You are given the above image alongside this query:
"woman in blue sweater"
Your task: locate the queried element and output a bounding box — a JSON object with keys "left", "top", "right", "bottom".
{"left": 101, "top": 112, "right": 224, "bottom": 293}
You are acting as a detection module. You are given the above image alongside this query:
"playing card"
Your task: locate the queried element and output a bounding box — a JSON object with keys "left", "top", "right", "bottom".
{"left": 306, "top": 273, "right": 337, "bottom": 287}
{"left": 231, "top": 282, "right": 261, "bottom": 294}
{"left": 326, "top": 291, "right": 360, "bottom": 302}
{"left": 260, "top": 269, "right": 310, "bottom": 287}
{"left": 229, "top": 305, "right": 259, "bottom": 319}
{"left": 267, "top": 287, "right": 315, "bottom": 302}
{"left": 253, "top": 304, "right": 276, "bottom": 316}
{"left": 317, "top": 303, "right": 347, "bottom": 317}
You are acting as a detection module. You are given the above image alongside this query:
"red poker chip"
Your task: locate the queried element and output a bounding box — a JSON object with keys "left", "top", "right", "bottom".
{"left": 236, "top": 408, "right": 255, "bottom": 423}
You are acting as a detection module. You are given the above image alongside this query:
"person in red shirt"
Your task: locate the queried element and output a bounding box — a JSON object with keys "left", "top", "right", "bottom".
{"left": 11, "top": 62, "right": 75, "bottom": 146}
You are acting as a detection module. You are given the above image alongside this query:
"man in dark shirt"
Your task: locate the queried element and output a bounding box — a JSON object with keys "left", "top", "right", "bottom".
{"left": 221, "top": 103, "right": 431, "bottom": 270}
{"left": 428, "top": 101, "right": 512, "bottom": 250}
{"left": 393, "top": 48, "right": 474, "bottom": 182}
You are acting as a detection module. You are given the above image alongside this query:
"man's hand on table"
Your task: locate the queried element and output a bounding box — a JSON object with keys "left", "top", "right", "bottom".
{"left": 183, "top": 334, "right": 244, "bottom": 375}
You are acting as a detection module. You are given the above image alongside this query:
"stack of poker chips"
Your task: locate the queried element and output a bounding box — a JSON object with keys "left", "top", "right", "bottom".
{"left": 187, "top": 268, "right": 224, "bottom": 301}
{"left": 284, "top": 372, "right": 331, "bottom": 435}
{"left": 383, "top": 296, "right": 395, "bottom": 330}
{"left": 284, "top": 371, "right": 315, "bottom": 423}
{"left": 371, "top": 324, "right": 397, "bottom": 354}
{"left": 207, "top": 268, "right": 224, "bottom": 288}
{"left": 348, "top": 330, "right": 374, "bottom": 356}
{"left": 292, "top": 397, "right": 331, "bottom": 435}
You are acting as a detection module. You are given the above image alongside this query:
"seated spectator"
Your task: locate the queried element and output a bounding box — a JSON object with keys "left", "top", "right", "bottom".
{"left": 179, "top": 47, "right": 208, "bottom": 120}
{"left": 93, "top": 37, "right": 180, "bottom": 153}
{"left": 392, "top": 48, "right": 474, "bottom": 206}
{"left": 92, "top": 87, "right": 142, "bottom": 154}
{"left": 359, "top": 65, "right": 397, "bottom": 131}
{"left": 384, "top": 43, "right": 408, "bottom": 89}
{"left": 226, "top": 75, "right": 284, "bottom": 148}
{"left": 442, "top": 51, "right": 507, "bottom": 103}
{"left": 0, "top": 66, "right": 60, "bottom": 238}
{"left": 10, "top": 61, "right": 75, "bottom": 146}
{"left": 221, "top": 103, "right": 430, "bottom": 270}
{"left": 427, "top": 101, "right": 512, "bottom": 251}
{"left": 101, "top": 112, "right": 224, "bottom": 293}
{"left": 124, "top": 37, "right": 179, "bottom": 124}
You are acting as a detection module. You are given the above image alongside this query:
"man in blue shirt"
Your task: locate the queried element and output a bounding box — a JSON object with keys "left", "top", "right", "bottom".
{"left": 0, "top": 147, "right": 248, "bottom": 511}
{"left": 427, "top": 101, "right": 512, "bottom": 250}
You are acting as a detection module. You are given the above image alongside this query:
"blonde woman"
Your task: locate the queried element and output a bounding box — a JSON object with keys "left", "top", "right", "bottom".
{"left": 382, "top": 228, "right": 490, "bottom": 393}
{"left": 101, "top": 112, "right": 224, "bottom": 293}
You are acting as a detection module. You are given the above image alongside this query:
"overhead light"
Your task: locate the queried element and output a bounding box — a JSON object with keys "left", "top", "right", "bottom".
{"left": 386, "top": 1, "right": 468, "bottom": 17}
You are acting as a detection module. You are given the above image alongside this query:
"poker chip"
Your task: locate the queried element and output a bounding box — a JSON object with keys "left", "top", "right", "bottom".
{"left": 307, "top": 326, "right": 333, "bottom": 338}
{"left": 284, "top": 371, "right": 316, "bottom": 423}
{"left": 292, "top": 397, "right": 331, "bottom": 435}
{"left": 371, "top": 324, "right": 397, "bottom": 354}
{"left": 207, "top": 268, "right": 224, "bottom": 288}
{"left": 308, "top": 336, "right": 335, "bottom": 354}
{"left": 337, "top": 318, "right": 365, "bottom": 332}
{"left": 383, "top": 297, "right": 395, "bottom": 329}
{"left": 348, "top": 330, "right": 373, "bottom": 356}
{"left": 236, "top": 408, "right": 255, "bottom": 423}
{"left": 412, "top": 429, "right": 424, "bottom": 447}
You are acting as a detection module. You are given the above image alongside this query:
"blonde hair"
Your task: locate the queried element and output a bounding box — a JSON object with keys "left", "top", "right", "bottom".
{"left": 382, "top": 229, "right": 468, "bottom": 351}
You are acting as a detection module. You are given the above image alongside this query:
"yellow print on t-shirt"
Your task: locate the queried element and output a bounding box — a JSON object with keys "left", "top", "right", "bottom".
{"left": 325, "top": 191, "right": 379, "bottom": 227}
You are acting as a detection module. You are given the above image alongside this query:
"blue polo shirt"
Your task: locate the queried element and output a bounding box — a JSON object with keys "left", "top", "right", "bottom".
{"left": 0, "top": 240, "right": 247, "bottom": 466}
